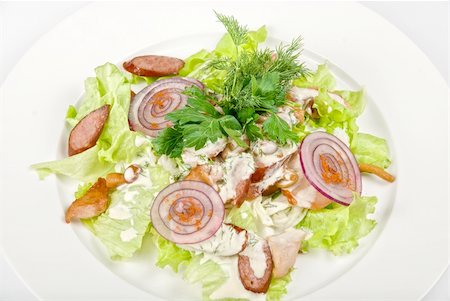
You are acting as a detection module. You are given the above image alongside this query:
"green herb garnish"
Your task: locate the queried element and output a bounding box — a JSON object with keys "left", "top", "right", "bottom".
{"left": 154, "top": 13, "right": 308, "bottom": 157}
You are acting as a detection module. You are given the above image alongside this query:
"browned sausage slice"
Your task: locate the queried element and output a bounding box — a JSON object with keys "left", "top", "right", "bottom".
{"left": 238, "top": 239, "right": 273, "bottom": 293}
{"left": 68, "top": 105, "right": 110, "bottom": 156}
{"left": 65, "top": 178, "right": 109, "bottom": 223}
{"left": 123, "top": 55, "right": 185, "bottom": 77}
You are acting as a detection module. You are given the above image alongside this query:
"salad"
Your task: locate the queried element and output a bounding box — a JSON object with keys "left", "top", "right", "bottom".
{"left": 32, "top": 13, "right": 395, "bottom": 301}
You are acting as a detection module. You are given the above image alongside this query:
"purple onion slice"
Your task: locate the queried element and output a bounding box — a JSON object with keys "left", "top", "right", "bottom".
{"left": 129, "top": 77, "right": 203, "bottom": 137}
{"left": 150, "top": 180, "right": 225, "bottom": 244}
{"left": 299, "top": 132, "right": 362, "bottom": 206}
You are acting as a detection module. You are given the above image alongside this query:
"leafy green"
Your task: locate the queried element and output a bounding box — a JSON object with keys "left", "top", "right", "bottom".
{"left": 266, "top": 271, "right": 292, "bottom": 301}
{"left": 152, "top": 127, "right": 184, "bottom": 158}
{"left": 211, "top": 39, "right": 308, "bottom": 113}
{"left": 32, "top": 63, "right": 143, "bottom": 181}
{"left": 74, "top": 182, "right": 93, "bottom": 198}
{"left": 226, "top": 201, "right": 257, "bottom": 232}
{"left": 298, "top": 194, "right": 377, "bottom": 255}
{"left": 292, "top": 63, "right": 366, "bottom": 144}
{"left": 153, "top": 86, "right": 247, "bottom": 156}
{"left": 183, "top": 120, "right": 224, "bottom": 150}
{"left": 183, "top": 255, "right": 228, "bottom": 301}
{"left": 149, "top": 227, "right": 192, "bottom": 272}
{"left": 263, "top": 113, "right": 299, "bottom": 145}
{"left": 214, "top": 12, "right": 249, "bottom": 48}
{"left": 31, "top": 146, "right": 114, "bottom": 182}
{"left": 293, "top": 63, "right": 336, "bottom": 90}
{"left": 351, "top": 133, "right": 392, "bottom": 169}
{"left": 84, "top": 166, "right": 170, "bottom": 259}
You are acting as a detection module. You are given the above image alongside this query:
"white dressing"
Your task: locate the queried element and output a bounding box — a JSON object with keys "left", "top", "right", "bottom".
{"left": 180, "top": 224, "right": 246, "bottom": 256}
{"left": 120, "top": 227, "right": 138, "bottom": 242}
{"left": 277, "top": 106, "right": 299, "bottom": 126}
{"left": 219, "top": 153, "right": 255, "bottom": 202}
{"left": 251, "top": 140, "right": 298, "bottom": 168}
{"left": 333, "top": 127, "right": 350, "bottom": 146}
{"left": 157, "top": 155, "right": 180, "bottom": 176}
{"left": 123, "top": 190, "right": 139, "bottom": 203}
{"left": 240, "top": 236, "right": 268, "bottom": 278}
{"left": 208, "top": 256, "right": 265, "bottom": 301}
{"left": 108, "top": 204, "right": 132, "bottom": 220}
{"left": 182, "top": 138, "right": 228, "bottom": 167}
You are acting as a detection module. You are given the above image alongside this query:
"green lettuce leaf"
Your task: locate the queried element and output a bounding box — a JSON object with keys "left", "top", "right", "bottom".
{"left": 293, "top": 63, "right": 336, "bottom": 90}
{"left": 266, "top": 272, "right": 292, "bottom": 301}
{"left": 31, "top": 146, "right": 114, "bottom": 182}
{"left": 149, "top": 227, "right": 192, "bottom": 272}
{"left": 74, "top": 182, "right": 93, "bottom": 198}
{"left": 32, "top": 63, "right": 143, "bottom": 182}
{"left": 351, "top": 133, "right": 392, "bottom": 169}
{"left": 298, "top": 194, "right": 377, "bottom": 255}
{"left": 84, "top": 166, "right": 170, "bottom": 259}
{"left": 293, "top": 64, "right": 365, "bottom": 143}
{"left": 183, "top": 255, "right": 228, "bottom": 301}
{"left": 226, "top": 201, "right": 257, "bottom": 232}
{"left": 215, "top": 26, "right": 267, "bottom": 58}
{"left": 179, "top": 49, "right": 215, "bottom": 77}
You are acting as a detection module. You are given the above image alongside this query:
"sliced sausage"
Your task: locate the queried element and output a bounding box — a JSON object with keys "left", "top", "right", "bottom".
{"left": 68, "top": 105, "right": 110, "bottom": 156}
{"left": 65, "top": 178, "right": 109, "bottom": 223}
{"left": 123, "top": 55, "right": 185, "bottom": 77}
{"left": 238, "top": 239, "right": 273, "bottom": 293}
{"left": 105, "top": 173, "right": 126, "bottom": 189}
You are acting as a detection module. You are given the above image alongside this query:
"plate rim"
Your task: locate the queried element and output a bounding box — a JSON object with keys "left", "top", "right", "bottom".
{"left": 0, "top": 2, "right": 448, "bottom": 300}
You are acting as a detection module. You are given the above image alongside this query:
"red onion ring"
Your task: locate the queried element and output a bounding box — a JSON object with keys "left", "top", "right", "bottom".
{"left": 299, "top": 132, "right": 361, "bottom": 206}
{"left": 129, "top": 77, "right": 204, "bottom": 137}
{"left": 150, "top": 180, "right": 225, "bottom": 244}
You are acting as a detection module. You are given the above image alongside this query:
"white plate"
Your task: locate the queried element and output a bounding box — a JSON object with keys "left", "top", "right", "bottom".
{"left": 0, "top": 2, "right": 448, "bottom": 300}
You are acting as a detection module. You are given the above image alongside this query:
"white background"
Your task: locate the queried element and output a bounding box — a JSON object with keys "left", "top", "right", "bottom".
{"left": 0, "top": 2, "right": 448, "bottom": 300}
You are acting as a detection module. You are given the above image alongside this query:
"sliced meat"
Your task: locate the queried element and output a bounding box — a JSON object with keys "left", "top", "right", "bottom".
{"left": 218, "top": 153, "right": 255, "bottom": 203}
{"left": 232, "top": 179, "right": 251, "bottom": 207}
{"left": 123, "top": 55, "right": 185, "bottom": 77}
{"left": 268, "top": 228, "right": 308, "bottom": 278}
{"left": 284, "top": 153, "right": 332, "bottom": 209}
{"left": 65, "top": 178, "right": 109, "bottom": 223}
{"left": 220, "top": 137, "right": 249, "bottom": 159}
{"left": 185, "top": 165, "right": 214, "bottom": 186}
{"left": 105, "top": 173, "right": 126, "bottom": 188}
{"left": 180, "top": 224, "right": 248, "bottom": 256}
{"left": 246, "top": 157, "right": 288, "bottom": 200}
{"left": 250, "top": 167, "right": 267, "bottom": 183}
{"left": 68, "top": 105, "right": 110, "bottom": 156}
{"left": 238, "top": 238, "right": 273, "bottom": 293}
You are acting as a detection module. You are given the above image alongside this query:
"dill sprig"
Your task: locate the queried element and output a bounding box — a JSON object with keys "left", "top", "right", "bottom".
{"left": 214, "top": 11, "right": 249, "bottom": 47}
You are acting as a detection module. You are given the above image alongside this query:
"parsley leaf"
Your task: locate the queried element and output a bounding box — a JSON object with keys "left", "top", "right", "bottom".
{"left": 218, "top": 115, "right": 248, "bottom": 148}
{"left": 263, "top": 113, "right": 299, "bottom": 145}
{"left": 153, "top": 127, "right": 184, "bottom": 158}
{"left": 245, "top": 120, "right": 264, "bottom": 141}
{"left": 165, "top": 108, "right": 209, "bottom": 125}
{"left": 184, "top": 86, "right": 221, "bottom": 117}
{"left": 183, "top": 120, "right": 224, "bottom": 150}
